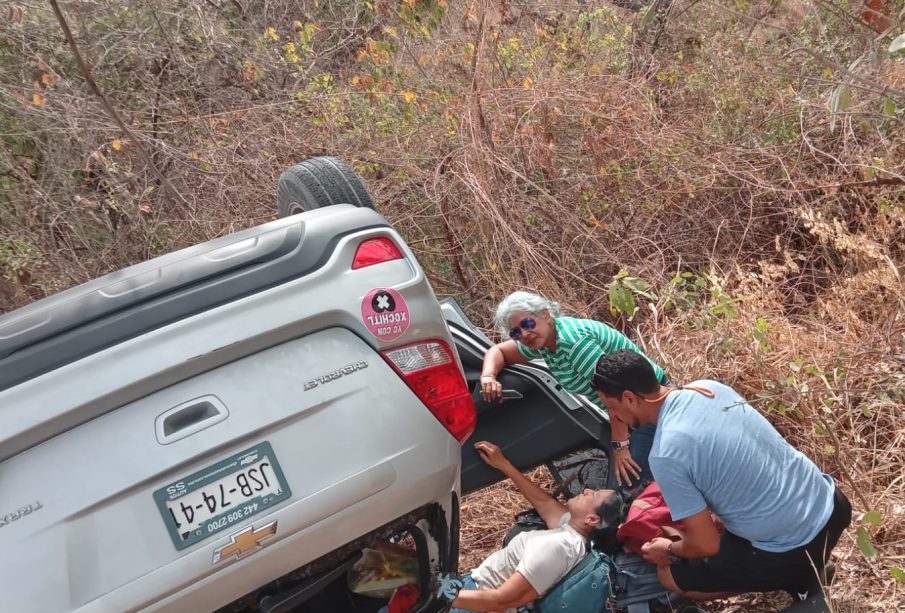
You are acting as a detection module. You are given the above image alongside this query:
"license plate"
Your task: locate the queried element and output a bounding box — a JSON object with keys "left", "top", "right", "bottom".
{"left": 154, "top": 441, "right": 292, "bottom": 550}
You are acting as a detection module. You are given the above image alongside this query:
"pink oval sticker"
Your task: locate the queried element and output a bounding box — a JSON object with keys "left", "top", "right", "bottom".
{"left": 361, "top": 288, "right": 410, "bottom": 341}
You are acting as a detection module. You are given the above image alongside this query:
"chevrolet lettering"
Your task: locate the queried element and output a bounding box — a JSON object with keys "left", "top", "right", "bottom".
{"left": 304, "top": 360, "right": 368, "bottom": 390}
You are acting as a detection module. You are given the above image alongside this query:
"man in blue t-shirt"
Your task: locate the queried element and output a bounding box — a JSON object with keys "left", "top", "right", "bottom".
{"left": 590, "top": 350, "right": 851, "bottom": 603}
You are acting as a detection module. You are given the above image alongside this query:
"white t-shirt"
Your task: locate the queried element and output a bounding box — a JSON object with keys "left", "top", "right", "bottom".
{"left": 469, "top": 513, "right": 588, "bottom": 612}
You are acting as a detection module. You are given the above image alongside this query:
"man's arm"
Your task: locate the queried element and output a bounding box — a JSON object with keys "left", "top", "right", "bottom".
{"left": 451, "top": 571, "right": 539, "bottom": 611}
{"left": 641, "top": 509, "right": 721, "bottom": 564}
{"left": 673, "top": 509, "right": 721, "bottom": 557}
{"left": 642, "top": 453, "right": 718, "bottom": 564}
{"left": 474, "top": 441, "right": 567, "bottom": 528}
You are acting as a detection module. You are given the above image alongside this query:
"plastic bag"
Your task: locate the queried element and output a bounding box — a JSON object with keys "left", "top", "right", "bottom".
{"left": 348, "top": 542, "right": 419, "bottom": 598}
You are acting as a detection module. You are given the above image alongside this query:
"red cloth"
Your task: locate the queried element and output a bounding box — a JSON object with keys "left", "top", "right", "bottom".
{"left": 616, "top": 482, "right": 685, "bottom": 555}
{"left": 388, "top": 583, "right": 419, "bottom": 613}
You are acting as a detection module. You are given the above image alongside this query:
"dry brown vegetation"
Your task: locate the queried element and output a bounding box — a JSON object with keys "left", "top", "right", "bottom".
{"left": 2, "top": 0, "right": 904, "bottom": 610}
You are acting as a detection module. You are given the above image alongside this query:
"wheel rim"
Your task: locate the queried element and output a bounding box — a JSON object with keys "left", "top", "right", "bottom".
{"left": 287, "top": 202, "right": 307, "bottom": 215}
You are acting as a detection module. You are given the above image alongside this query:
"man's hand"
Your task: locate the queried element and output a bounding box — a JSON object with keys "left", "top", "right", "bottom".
{"left": 475, "top": 441, "right": 511, "bottom": 471}
{"left": 612, "top": 447, "right": 641, "bottom": 487}
{"left": 640, "top": 537, "right": 672, "bottom": 565}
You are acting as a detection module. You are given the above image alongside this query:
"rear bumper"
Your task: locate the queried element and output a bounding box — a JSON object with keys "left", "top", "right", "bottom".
{"left": 131, "top": 454, "right": 462, "bottom": 612}
{"left": 215, "top": 496, "right": 459, "bottom": 613}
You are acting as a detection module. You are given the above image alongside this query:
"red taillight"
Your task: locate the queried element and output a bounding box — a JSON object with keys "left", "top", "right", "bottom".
{"left": 381, "top": 340, "right": 477, "bottom": 443}
{"left": 352, "top": 237, "right": 403, "bottom": 270}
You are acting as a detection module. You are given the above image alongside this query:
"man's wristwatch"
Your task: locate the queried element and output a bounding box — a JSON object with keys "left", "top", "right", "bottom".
{"left": 611, "top": 439, "right": 630, "bottom": 450}
{"left": 666, "top": 542, "right": 683, "bottom": 564}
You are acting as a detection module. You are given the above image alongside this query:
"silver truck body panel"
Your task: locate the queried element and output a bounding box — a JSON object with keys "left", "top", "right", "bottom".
{"left": 0, "top": 205, "right": 464, "bottom": 612}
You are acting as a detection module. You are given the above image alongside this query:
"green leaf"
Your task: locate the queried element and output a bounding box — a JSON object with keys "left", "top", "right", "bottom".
{"left": 856, "top": 526, "right": 878, "bottom": 557}
{"left": 890, "top": 33, "right": 905, "bottom": 53}
{"left": 829, "top": 84, "right": 851, "bottom": 132}
{"left": 882, "top": 98, "right": 896, "bottom": 118}
{"left": 622, "top": 276, "right": 649, "bottom": 292}
{"left": 623, "top": 276, "right": 656, "bottom": 299}
{"left": 608, "top": 283, "right": 637, "bottom": 317}
{"left": 891, "top": 567, "right": 905, "bottom": 584}
{"left": 864, "top": 510, "right": 883, "bottom": 526}
{"left": 861, "top": 404, "right": 873, "bottom": 417}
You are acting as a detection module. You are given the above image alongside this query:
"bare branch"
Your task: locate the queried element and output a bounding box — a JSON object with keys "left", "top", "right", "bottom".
{"left": 47, "top": 0, "right": 191, "bottom": 211}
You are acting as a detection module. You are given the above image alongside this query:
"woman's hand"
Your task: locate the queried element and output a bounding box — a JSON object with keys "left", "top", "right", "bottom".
{"left": 474, "top": 441, "right": 511, "bottom": 471}
{"left": 480, "top": 374, "right": 503, "bottom": 402}
{"left": 480, "top": 342, "right": 528, "bottom": 403}
{"left": 612, "top": 447, "right": 641, "bottom": 487}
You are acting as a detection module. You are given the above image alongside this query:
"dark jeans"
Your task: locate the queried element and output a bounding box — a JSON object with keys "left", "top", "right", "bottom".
{"left": 671, "top": 486, "right": 852, "bottom": 597}
{"left": 628, "top": 422, "right": 656, "bottom": 483}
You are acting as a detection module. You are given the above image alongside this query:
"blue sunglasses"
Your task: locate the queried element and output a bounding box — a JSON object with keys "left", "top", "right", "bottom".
{"left": 509, "top": 317, "right": 537, "bottom": 341}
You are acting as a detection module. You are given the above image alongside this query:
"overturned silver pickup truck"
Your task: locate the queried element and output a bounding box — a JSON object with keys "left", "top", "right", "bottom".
{"left": 0, "top": 158, "right": 615, "bottom": 613}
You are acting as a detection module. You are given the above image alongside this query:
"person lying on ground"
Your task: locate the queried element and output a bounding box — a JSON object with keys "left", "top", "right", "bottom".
{"left": 480, "top": 290, "right": 670, "bottom": 488}
{"left": 437, "top": 441, "right": 623, "bottom": 613}
{"left": 591, "top": 349, "right": 852, "bottom": 605}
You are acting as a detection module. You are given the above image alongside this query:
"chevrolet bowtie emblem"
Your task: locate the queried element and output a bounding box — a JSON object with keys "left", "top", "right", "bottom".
{"left": 212, "top": 520, "right": 278, "bottom": 564}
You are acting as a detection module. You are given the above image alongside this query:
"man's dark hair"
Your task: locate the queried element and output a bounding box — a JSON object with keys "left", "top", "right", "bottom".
{"left": 590, "top": 349, "right": 660, "bottom": 397}
{"left": 589, "top": 491, "right": 625, "bottom": 553}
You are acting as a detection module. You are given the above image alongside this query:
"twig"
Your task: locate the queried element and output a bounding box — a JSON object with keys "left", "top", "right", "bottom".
{"left": 48, "top": 0, "right": 191, "bottom": 211}
{"left": 469, "top": 2, "right": 494, "bottom": 153}
{"left": 834, "top": 176, "right": 905, "bottom": 190}
{"left": 435, "top": 155, "right": 477, "bottom": 299}
{"left": 229, "top": 0, "right": 246, "bottom": 18}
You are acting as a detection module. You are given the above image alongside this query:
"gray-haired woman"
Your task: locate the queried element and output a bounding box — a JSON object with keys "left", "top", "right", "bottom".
{"left": 480, "top": 291, "right": 670, "bottom": 488}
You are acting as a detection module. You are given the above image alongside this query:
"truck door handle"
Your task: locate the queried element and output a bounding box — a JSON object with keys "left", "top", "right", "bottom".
{"left": 155, "top": 395, "right": 229, "bottom": 444}
{"left": 471, "top": 381, "right": 524, "bottom": 402}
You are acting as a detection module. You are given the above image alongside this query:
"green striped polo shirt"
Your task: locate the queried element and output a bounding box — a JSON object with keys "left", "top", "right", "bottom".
{"left": 517, "top": 316, "right": 666, "bottom": 413}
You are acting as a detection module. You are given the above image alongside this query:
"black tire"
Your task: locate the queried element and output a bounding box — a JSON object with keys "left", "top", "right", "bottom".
{"left": 276, "top": 156, "right": 375, "bottom": 217}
